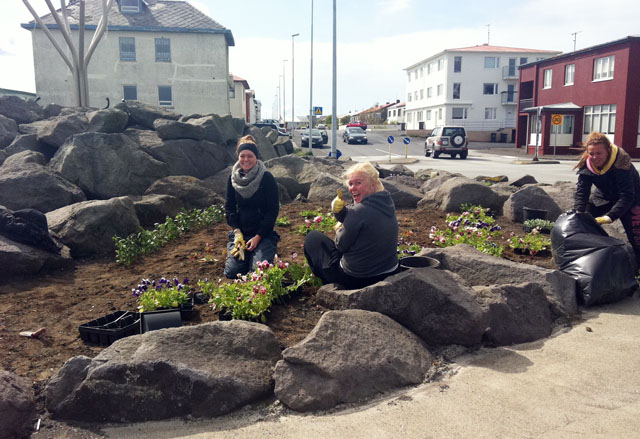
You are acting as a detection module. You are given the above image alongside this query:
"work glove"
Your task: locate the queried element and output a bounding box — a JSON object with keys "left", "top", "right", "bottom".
{"left": 331, "top": 189, "right": 345, "bottom": 214}
{"left": 595, "top": 216, "right": 612, "bottom": 225}
{"left": 231, "top": 229, "right": 246, "bottom": 260}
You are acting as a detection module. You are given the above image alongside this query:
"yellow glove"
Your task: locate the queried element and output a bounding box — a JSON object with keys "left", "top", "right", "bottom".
{"left": 595, "top": 216, "right": 612, "bottom": 225}
{"left": 231, "top": 229, "right": 246, "bottom": 260}
{"left": 230, "top": 246, "right": 245, "bottom": 260}
{"left": 331, "top": 189, "right": 345, "bottom": 213}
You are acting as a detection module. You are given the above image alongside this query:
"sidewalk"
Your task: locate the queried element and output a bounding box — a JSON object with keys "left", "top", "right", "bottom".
{"left": 103, "top": 296, "right": 640, "bottom": 439}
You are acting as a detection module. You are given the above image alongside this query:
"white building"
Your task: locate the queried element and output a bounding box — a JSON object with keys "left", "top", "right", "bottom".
{"left": 386, "top": 101, "right": 405, "bottom": 126}
{"left": 229, "top": 75, "right": 257, "bottom": 123}
{"left": 404, "top": 44, "right": 560, "bottom": 142}
{"left": 22, "top": 0, "right": 235, "bottom": 116}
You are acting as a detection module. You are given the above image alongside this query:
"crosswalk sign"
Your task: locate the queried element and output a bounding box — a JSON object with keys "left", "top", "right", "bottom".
{"left": 313, "top": 106, "right": 323, "bottom": 115}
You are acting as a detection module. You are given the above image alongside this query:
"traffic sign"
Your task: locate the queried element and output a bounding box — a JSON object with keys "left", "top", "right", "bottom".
{"left": 313, "top": 106, "right": 323, "bottom": 115}
{"left": 551, "top": 114, "right": 563, "bottom": 125}
{"left": 387, "top": 135, "right": 395, "bottom": 144}
{"left": 403, "top": 137, "right": 411, "bottom": 145}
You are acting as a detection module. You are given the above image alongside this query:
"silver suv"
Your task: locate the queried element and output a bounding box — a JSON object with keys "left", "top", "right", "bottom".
{"left": 425, "top": 126, "right": 469, "bottom": 159}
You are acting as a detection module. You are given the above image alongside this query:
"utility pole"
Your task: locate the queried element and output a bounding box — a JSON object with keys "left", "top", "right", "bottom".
{"left": 571, "top": 31, "right": 581, "bottom": 51}
{"left": 309, "top": 0, "right": 314, "bottom": 152}
{"left": 291, "top": 33, "right": 299, "bottom": 128}
{"left": 330, "top": 0, "right": 337, "bottom": 158}
{"left": 282, "top": 60, "right": 288, "bottom": 126}
{"left": 486, "top": 24, "right": 490, "bottom": 45}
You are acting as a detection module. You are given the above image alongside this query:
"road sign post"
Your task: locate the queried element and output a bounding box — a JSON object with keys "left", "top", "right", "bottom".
{"left": 403, "top": 137, "right": 410, "bottom": 158}
{"left": 551, "top": 114, "right": 562, "bottom": 157}
{"left": 387, "top": 135, "right": 395, "bottom": 162}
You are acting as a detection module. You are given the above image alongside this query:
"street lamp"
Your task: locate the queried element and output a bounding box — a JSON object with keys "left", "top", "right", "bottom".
{"left": 291, "top": 33, "right": 299, "bottom": 127}
{"left": 330, "top": 0, "right": 337, "bottom": 158}
{"left": 309, "top": 0, "right": 314, "bottom": 152}
{"left": 282, "top": 59, "right": 288, "bottom": 126}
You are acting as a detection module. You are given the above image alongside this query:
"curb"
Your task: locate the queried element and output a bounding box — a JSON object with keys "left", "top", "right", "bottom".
{"left": 512, "top": 159, "right": 561, "bottom": 165}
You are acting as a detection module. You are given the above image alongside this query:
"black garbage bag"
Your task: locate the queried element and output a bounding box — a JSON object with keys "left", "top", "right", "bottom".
{"left": 551, "top": 211, "right": 638, "bottom": 306}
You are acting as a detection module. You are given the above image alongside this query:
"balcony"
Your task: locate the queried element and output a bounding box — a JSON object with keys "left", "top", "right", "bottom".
{"left": 519, "top": 98, "right": 533, "bottom": 109}
{"left": 502, "top": 65, "right": 518, "bottom": 80}
{"left": 501, "top": 91, "right": 518, "bottom": 105}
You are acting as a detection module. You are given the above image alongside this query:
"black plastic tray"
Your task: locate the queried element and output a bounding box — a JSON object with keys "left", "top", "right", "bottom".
{"left": 78, "top": 311, "right": 140, "bottom": 345}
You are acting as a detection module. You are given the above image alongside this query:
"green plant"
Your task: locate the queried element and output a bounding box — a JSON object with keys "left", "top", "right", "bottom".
{"left": 508, "top": 229, "right": 551, "bottom": 255}
{"left": 295, "top": 210, "right": 338, "bottom": 235}
{"left": 523, "top": 218, "right": 555, "bottom": 230}
{"left": 429, "top": 204, "right": 505, "bottom": 257}
{"left": 132, "top": 277, "right": 191, "bottom": 312}
{"left": 397, "top": 236, "right": 421, "bottom": 257}
{"left": 114, "top": 205, "right": 224, "bottom": 266}
{"left": 275, "top": 216, "right": 291, "bottom": 227}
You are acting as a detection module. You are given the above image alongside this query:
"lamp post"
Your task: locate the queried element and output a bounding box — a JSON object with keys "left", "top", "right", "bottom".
{"left": 291, "top": 33, "right": 299, "bottom": 128}
{"left": 308, "top": 0, "right": 314, "bottom": 152}
{"left": 330, "top": 0, "right": 337, "bottom": 158}
{"left": 282, "top": 59, "right": 288, "bottom": 126}
{"left": 276, "top": 85, "right": 280, "bottom": 121}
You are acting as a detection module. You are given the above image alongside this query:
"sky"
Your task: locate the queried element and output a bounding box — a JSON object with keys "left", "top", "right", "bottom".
{"left": 1, "top": 0, "right": 638, "bottom": 120}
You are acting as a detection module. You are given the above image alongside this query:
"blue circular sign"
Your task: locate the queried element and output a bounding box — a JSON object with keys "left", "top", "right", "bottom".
{"left": 403, "top": 137, "right": 411, "bottom": 144}
{"left": 387, "top": 136, "right": 395, "bottom": 144}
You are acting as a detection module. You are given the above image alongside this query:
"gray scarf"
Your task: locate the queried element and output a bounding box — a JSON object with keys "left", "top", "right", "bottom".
{"left": 231, "top": 160, "right": 265, "bottom": 199}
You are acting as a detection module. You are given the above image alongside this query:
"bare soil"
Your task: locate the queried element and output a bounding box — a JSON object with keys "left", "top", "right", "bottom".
{"left": 0, "top": 201, "right": 555, "bottom": 437}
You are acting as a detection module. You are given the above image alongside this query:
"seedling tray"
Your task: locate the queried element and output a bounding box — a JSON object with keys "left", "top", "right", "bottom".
{"left": 79, "top": 310, "right": 140, "bottom": 345}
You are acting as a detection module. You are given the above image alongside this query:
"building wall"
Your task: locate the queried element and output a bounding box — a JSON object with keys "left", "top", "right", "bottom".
{"left": 31, "top": 29, "right": 230, "bottom": 115}
{"left": 229, "top": 82, "right": 246, "bottom": 120}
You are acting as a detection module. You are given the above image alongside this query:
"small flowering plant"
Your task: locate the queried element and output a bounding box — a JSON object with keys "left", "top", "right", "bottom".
{"left": 523, "top": 218, "right": 555, "bottom": 233}
{"left": 295, "top": 209, "right": 337, "bottom": 235}
{"left": 397, "top": 236, "right": 421, "bottom": 257}
{"left": 132, "top": 277, "right": 191, "bottom": 312}
{"left": 429, "top": 205, "right": 505, "bottom": 257}
{"left": 508, "top": 228, "right": 551, "bottom": 256}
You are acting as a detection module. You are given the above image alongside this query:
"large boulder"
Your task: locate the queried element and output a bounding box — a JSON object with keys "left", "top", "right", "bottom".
{"left": 46, "top": 197, "right": 140, "bottom": 258}
{"left": 202, "top": 166, "right": 232, "bottom": 197}
{"left": 2, "top": 150, "right": 47, "bottom": 168}
{"left": 382, "top": 179, "right": 424, "bottom": 208}
{"left": 307, "top": 173, "right": 346, "bottom": 203}
{"left": 0, "top": 370, "right": 36, "bottom": 439}
{"left": 45, "top": 321, "right": 281, "bottom": 422}
{"left": 0, "top": 233, "right": 71, "bottom": 278}
{"left": 243, "top": 126, "right": 278, "bottom": 161}
{"left": 274, "top": 310, "right": 433, "bottom": 412}
{"left": 272, "top": 136, "right": 295, "bottom": 155}
{"left": 114, "top": 101, "right": 180, "bottom": 130}
{"left": 153, "top": 119, "right": 206, "bottom": 140}
{"left": 419, "top": 176, "right": 507, "bottom": 214}
{"left": 3, "top": 134, "right": 57, "bottom": 161}
{"left": 421, "top": 244, "right": 578, "bottom": 318}
{"left": 0, "top": 161, "right": 86, "bottom": 213}
{"left": 317, "top": 268, "right": 487, "bottom": 347}
{"left": 265, "top": 155, "right": 345, "bottom": 199}
{"left": 503, "top": 185, "right": 563, "bottom": 223}
{"left": 144, "top": 176, "right": 224, "bottom": 210}
{"left": 541, "top": 181, "right": 575, "bottom": 212}
{"left": 36, "top": 112, "right": 89, "bottom": 148}
{"left": 124, "top": 127, "right": 163, "bottom": 149}
{"left": 49, "top": 132, "right": 169, "bottom": 199}
{"left": 130, "top": 194, "right": 184, "bottom": 228}
{"left": 0, "top": 114, "right": 18, "bottom": 148}
{"left": 143, "top": 139, "right": 230, "bottom": 179}
{"left": 383, "top": 174, "right": 422, "bottom": 189}
{"left": 0, "top": 95, "right": 43, "bottom": 124}
{"left": 419, "top": 171, "right": 464, "bottom": 193}
{"left": 185, "top": 114, "right": 243, "bottom": 147}
{"left": 86, "top": 108, "right": 129, "bottom": 133}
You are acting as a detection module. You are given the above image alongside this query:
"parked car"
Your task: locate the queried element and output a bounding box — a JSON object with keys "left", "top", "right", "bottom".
{"left": 317, "top": 123, "right": 327, "bottom": 130}
{"left": 253, "top": 122, "right": 288, "bottom": 137}
{"left": 343, "top": 126, "right": 368, "bottom": 144}
{"left": 346, "top": 120, "right": 367, "bottom": 130}
{"left": 301, "top": 129, "right": 324, "bottom": 148}
{"left": 425, "top": 126, "right": 469, "bottom": 159}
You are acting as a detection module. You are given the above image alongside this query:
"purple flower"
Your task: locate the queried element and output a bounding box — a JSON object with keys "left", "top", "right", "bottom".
{"left": 173, "top": 277, "right": 179, "bottom": 286}
{"left": 183, "top": 277, "right": 189, "bottom": 285}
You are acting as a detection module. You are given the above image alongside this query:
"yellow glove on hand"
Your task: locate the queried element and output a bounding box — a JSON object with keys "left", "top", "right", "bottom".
{"left": 231, "top": 229, "right": 246, "bottom": 260}
{"left": 595, "top": 216, "right": 612, "bottom": 225}
{"left": 331, "top": 189, "right": 345, "bottom": 214}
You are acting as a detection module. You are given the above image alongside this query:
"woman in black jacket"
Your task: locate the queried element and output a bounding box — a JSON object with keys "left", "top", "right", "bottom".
{"left": 224, "top": 135, "right": 279, "bottom": 278}
{"left": 574, "top": 131, "right": 640, "bottom": 264}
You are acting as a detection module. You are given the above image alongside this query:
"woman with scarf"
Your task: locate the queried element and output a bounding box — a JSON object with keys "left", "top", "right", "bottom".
{"left": 574, "top": 131, "right": 640, "bottom": 264}
{"left": 224, "top": 135, "right": 279, "bottom": 278}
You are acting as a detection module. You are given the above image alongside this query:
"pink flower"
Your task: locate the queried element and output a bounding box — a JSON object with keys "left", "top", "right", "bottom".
{"left": 305, "top": 219, "right": 311, "bottom": 225}
{"left": 313, "top": 215, "right": 323, "bottom": 223}
{"left": 291, "top": 252, "right": 298, "bottom": 259}
{"left": 277, "top": 261, "right": 286, "bottom": 269}
{"left": 259, "top": 286, "right": 267, "bottom": 295}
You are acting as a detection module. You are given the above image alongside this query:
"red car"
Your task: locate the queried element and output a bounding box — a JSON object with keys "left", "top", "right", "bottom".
{"left": 346, "top": 120, "right": 367, "bottom": 130}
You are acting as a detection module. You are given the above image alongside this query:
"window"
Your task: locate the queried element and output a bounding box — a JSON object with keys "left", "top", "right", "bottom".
{"left": 483, "top": 83, "right": 498, "bottom": 95}
{"left": 452, "top": 108, "right": 468, "bottom": 120}
{"left": 407, "top": 112, "right": 412, "bottom": 123}
{"left": 454, "top": 56, "right": 462, "bottom": 73}
{"left": 158, "top": 85, "right": 172, "bottom": 106}
{"left": 229, "top": 83, "right": 235, "bottom": 99}
{"left": 420, "top": 89, "right": 424, "bottom": 100}
{"left": 484, "top": 107, "right": 497, "bottom": 120}
{"left": 155, "top": 38, "right": 171, "bottom": 62}
{"left": 484, "top": 56, "right": 499, "bottom": 68}
{"left": 417, "top": 111, "right": 423, "bottom": 121}
{"left": 427, "top": 63, "right": 432, "bottom": 74}
{"left": 593, "top": 55, "right": 615, "bottom": 81}
{"left": 123, "top": 85, "right": 137, "bottom": 101}
{"left": 414, "top": 91, "right": 418, "bottom": 100}
{"left": 427, "top": 87, "right": 432, "bottom": 98}
{"left": 407, "top": 72, "right": 411, "bottom": 82}
{"left": 419, "top": 67, "right": 424, "bottom": 77}
{"left": 551, "top": 115, "right": 575, "bottom": 134}
{"left": 426, "top": 110, "right": 432, "bottom": 120}
{"left": 119, "top": 37, "right": 136, "bottom": 61}
{"left": 520, "top": 57, "right": 528, "bottom": 65}
{"left": 584, "top": 105, "right": 616, "bottom": 134}
{"left": 438, "top": 59, "right": 444, "bottom": 71}
{"left": 414, "top": 70, "right": 418, "bottom": 79}
{"left": 543, "top": 69, "right": 552, "bottom": 89}
{"left": 437, "top": 84, "right": 443, "bottom": 96}
{"left": 452, "top": 83, "right": 460, "bottom": 99}
{"left": 438, "top": 108, "right": 442, "bottom": 119}
{"left": 121, "top": 0, "right": 140, "bottom": 12}
{"left": 565, "top": 64, "right": 575, "bottom": 85}
{"left": 407, "top": 93, "right": 412, "bottom": 102}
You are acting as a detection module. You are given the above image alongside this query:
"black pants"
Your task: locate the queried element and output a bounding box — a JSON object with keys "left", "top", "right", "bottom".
{"left": 303, "top": 230, "right": 397, "bottom": 289}
{"left": 587, "top": 202, "right": 640, "bottom": 267}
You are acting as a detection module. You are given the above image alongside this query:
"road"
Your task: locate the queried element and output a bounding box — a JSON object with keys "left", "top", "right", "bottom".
{"left": 290, "top": 128, "right": 581, "bottom": 185}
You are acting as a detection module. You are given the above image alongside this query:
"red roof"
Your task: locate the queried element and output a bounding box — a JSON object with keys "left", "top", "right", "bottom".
{"left": 447, "top": 44, "right": 560, "bottom": 54}
{"left": 231, "top": 74, "right": 250, "bottom": 89}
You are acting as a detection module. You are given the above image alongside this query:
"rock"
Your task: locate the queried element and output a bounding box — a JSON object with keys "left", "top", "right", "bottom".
{"left": 265, "top": 155, "right": 345, "bottom": 199}
{"left": 37, "top": 112, "right": 89, "bottom": 148}
{"left": 130, "top": 194, "right": 184, "bottom": 228}
{"left": 50, "top": 132, "right": 169, "bottom": 199}
{"left": 540, "top": 181, "right": 575, "bottom": 212}
{"left": 274, "top": 310, "right": 432, "bottom": 412}
{"left": 0, "top": 161, "right": 86, "bottom": 213}
{"left": 0, "top": 233, "right": 71, "bottom": 278}
{"left": 475, "top": 175, "right": 508, "bottom": 183}
{"left": 503, "top": 185, "right": 563, "bottom": 223}
{"left": 0, "top": 206, "right": 61, "bottom": 254}
{"left": 243, "top": 126, "right": 278, "bottom": 161}
{"left": 86, "top": 108, "right": 129, "bottom": 133}
{"left": 186, "top": 114, "right": 244, "bottom": 147}
{"left": 0, "top": 95, "right": 43, "bottom": 124}
{"left": 143, "top": 139, "right": 230, "bottom": 179}
{"left": 202, "top": 166, "right": 232, "bottom": 197}
{"left": 45, "top": 321, "right": 281, "bottom": 422}
{"left": 0, "top": 149, "right": 6, "bottom": 166}
{"left": 419, "top": 171, "right": 463, "bottom": 193}
{"left": 317, "top": 268, "right": 487, "bottom": 347}
{"left": 383, "top": 175, "right": 422, "bottom": 189}
{"left": 307, "top": 173, "right": 346, "bottom": 203}
{"left": 0, "top": 114, "right": 18, "bottom": 148}
{"left": 4, "top": 134, "right": 57, "bottom": 161}
{"left": 0, "top": 370, "right": 36, "bottom": 439}
{"left": 382, "top": 179, "right": 424, "bottom": 208}
{"left": 144, "top": 176, "right": 224, "bottom": 210}
{"left": 153, "top": 119, "right": 206, "bottom": 140}
{"left": 510, "top": 174, "right": 538, "bottom": 187}
{"left": 114, "top": 101, "right": 180, "bottom": 130}
{"left": 473, "top": 282, "right": 553, "bottom": 346}
{"left": 46, "top": 197, "right": 140, "bottom": 258}
{"left": 388, "top": 164, "right": 415, "bottom": 177}
{"left": 420, "top": 244, "right": 578, "bottom": 318}
{"left": 273, "top": 136, "right": 295, "bottom": 155}
{"left": 419, "top": 176, "right": 508, "bottom": 215}
{"left": 123, "top": 127, "right": 164, "bottom": 149}
{"left": 2, "top": 150, "right": 47, "bottom": 168}
{"left": 42, "top": 103, "right": 63, "bottom": 118}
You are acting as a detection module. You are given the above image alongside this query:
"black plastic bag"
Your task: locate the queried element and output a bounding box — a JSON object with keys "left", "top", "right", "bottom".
{"left": 551, "top": 211, "right": 638, "bottom": 306}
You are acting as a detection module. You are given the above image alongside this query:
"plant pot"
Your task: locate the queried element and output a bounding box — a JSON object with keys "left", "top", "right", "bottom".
{"left": 140, "top": 308, "right": 182, "bottom": 333}
{"left": 399, "top": 256, "right": 441, "bottom": 269}
{"left": 179, "top": 297, "right": 195, "bottom": 321}
{"left": 78, "top": 311, "right": 140, "bottom": 345}
{"left": 522, "top": 207, "right": 548, "bottom": 221}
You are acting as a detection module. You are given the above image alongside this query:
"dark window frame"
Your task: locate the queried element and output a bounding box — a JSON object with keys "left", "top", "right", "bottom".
{"left": 119, "top": 37, "right": 136, "bottom": 61}
{"left": 155, "top": 38, "right": 172, "bottom": 62}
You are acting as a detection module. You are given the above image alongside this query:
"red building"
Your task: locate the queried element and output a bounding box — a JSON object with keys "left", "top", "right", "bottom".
{"left": 516, "top": 36, "right": 640, "bottom": 157}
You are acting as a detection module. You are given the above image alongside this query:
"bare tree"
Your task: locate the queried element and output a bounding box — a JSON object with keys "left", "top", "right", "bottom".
{"left": 23, "top": 0, "right": 114, "bottom": 107}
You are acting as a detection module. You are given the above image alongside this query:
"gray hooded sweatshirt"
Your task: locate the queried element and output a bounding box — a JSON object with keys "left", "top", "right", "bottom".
{"left": 335, "top": 190, "right": 399, "bottom": 278}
